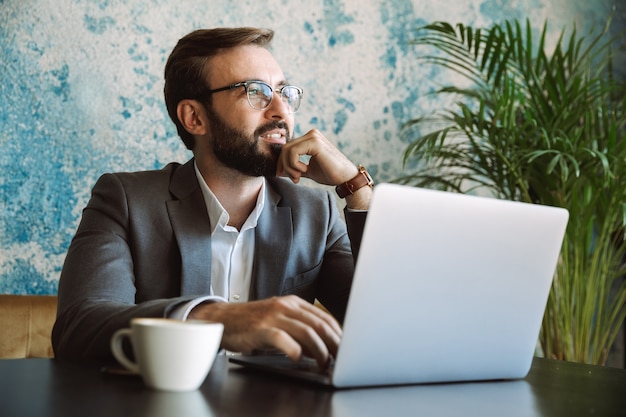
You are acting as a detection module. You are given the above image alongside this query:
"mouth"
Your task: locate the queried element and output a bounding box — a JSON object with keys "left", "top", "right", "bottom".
{"left": 259, "top": 129, "right": 287, "bottom": 145}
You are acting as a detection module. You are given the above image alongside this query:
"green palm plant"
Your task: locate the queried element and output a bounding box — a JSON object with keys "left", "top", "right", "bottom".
{"left": 398, "top": 18, "right": 626, "bottom": 365}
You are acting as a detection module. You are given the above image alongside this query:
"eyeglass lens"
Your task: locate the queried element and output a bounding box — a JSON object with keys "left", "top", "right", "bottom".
{"left": 246, "top": 82, "right": 302, "bottom": 113}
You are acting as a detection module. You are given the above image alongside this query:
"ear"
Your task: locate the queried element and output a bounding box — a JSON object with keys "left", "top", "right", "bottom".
{"left": 176, "top": 99, "right": 208, "bottom": 136}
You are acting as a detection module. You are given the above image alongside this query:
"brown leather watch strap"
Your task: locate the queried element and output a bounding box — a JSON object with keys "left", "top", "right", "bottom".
{"left": 335, "top": 165, "right": 374, "bottom": 198}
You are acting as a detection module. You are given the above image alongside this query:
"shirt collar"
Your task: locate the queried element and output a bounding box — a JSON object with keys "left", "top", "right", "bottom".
{"left": 194, "top": 161, "right": 266, "bottom": 234}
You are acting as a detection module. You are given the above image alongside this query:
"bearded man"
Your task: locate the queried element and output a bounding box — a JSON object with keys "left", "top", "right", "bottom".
{"left": 52, "top": 27, "right": 373, "bottom": 368}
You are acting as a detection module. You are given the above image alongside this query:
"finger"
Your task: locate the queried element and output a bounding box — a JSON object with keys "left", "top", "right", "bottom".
{"left": 257, "top": 319, "right": 333, "bottom": 369}
{"left": 280, "top": 130, "right": 357, "bottom": 186}
{"left": 278, "top": 148, "right": 309, "bottom": 174}
{"left": 248, "top": 315, "right": 331, "bottom": 368}
{"left": 301, "top": 301, "right": 343, "bottom": 336}
{"left": 296, "top": 304, "right": 342, "bottom": 354}
{"left": 280, "top": 163, "right": 308, "bottom": 183}
{"left": 277, "top": 300, "right": 342, "bottom": 360}
{"left": 277, "top": 317, "right": 331, "bottom": 368}
{"left": 260, "top": 328, "right": 303, "bottom": 362}
{"left": 262, "top": 296, "right": 339, "bottom": 366}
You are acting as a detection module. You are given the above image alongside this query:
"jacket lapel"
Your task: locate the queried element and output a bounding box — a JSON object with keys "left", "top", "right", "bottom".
{"left": 166, "top": 160, "right": 213, "bottom": 296}
{"left": 250, "top": 182, "right": 293, "bottom": 300}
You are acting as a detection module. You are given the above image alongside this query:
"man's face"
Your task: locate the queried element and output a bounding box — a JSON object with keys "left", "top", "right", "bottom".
{"left": 201, "top": 45, "right": 296, "bottom": 177}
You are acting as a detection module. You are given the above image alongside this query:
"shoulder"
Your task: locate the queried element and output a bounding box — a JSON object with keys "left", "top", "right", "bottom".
{"left": 96, "top": 161, "right": 189, "bottom": 188}
{"left": 100, "top": 162, "right": 182, "bottom": 183}
{"left": 90, "top": 161, "right": 192, "bottom": 203}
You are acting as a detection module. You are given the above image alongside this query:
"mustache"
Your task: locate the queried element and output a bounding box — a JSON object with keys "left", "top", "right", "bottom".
{"left": 254, "top": 121, "right": 291, "bottom": 140}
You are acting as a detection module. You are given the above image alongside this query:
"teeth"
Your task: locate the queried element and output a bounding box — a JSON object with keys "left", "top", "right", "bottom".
{"left": 265, "top": 133, "right": 282, "bottom": 138}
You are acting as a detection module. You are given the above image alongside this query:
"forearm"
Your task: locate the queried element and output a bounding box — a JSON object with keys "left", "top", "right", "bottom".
{"left": 52, "top": 297, "right": 176, "bottom": 359}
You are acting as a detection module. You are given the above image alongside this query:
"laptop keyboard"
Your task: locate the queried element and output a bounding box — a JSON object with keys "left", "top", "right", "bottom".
{"left": 287, "top": 356, "right": 334, "bottom": 376}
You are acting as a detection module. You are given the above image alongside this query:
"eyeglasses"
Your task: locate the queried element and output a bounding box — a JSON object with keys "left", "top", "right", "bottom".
{"left": 203, "top": 80, "right": 303, "bottom": 113}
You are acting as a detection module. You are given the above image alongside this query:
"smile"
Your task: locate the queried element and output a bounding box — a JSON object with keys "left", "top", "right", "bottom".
{"left": 259, "top": 131, "right": 287, "bottom": 145}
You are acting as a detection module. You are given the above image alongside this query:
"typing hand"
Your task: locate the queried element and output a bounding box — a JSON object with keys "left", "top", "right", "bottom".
{"left": 188, "top": 295, "right": 342, "bottom": 369}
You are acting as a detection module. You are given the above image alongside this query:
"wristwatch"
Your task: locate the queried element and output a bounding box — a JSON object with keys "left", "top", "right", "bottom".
{"left": 335, "top": 164, "right": 374, "bottom": 198}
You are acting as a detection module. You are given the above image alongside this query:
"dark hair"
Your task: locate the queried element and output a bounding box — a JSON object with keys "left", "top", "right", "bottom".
{"left": 164, "top": 27, "right": 274, "bottom": 150}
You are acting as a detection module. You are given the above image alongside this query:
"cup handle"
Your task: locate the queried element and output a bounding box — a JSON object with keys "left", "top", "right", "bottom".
{"left": 110, "top": 328, "right": 140, "bottom": 374}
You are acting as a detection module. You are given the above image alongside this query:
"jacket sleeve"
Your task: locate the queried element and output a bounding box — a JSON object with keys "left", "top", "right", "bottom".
{"left": 51, "top": 173, "right": 196, "bottom": 360}
{"left": 344, "top": 208, "right": 367, "bottom": 262}
{"left": 312, "top": 194, "right": 368, "bottom": 324}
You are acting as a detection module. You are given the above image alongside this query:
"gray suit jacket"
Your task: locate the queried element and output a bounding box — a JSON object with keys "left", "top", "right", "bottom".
{"left": 52, "top": 159, "right": 365, "bottom": 359}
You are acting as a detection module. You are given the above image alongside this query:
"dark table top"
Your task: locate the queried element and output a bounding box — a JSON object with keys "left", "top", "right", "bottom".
{"left": 1, "top": 355, "right": 624, "bottom": 417}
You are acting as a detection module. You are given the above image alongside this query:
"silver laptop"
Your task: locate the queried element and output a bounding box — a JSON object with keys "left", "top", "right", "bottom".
{"left": 230, "top": 183, "right": 569, "bottom": 388}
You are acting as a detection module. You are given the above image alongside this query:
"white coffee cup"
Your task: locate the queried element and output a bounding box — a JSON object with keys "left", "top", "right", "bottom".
{"left": 110, "top": 318, "right": 223, "bottom": 391}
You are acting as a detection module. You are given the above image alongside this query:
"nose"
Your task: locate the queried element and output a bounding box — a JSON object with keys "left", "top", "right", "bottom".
{"left": 264, "top": 91, "right": 292, "bottom": 120}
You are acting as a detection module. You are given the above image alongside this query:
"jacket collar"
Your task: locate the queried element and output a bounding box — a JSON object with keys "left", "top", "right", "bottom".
{"left": 166, "top": 159, "right": 213, "bottom": 296}
{"left": 250, "top": 181, "right": 293, "bottom": 300}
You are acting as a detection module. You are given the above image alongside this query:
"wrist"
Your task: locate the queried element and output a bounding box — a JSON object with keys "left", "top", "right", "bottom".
{"left": 345, "top": 185, "right": 372, "bottom": 210}
{"left": 188, "top": 298, "right": 226, "bottom": 320}
{"left": 335, "top": 165, "right": 374, "bottom": 199}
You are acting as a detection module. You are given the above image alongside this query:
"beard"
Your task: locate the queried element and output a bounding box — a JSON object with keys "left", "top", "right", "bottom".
{"left": 205, "top": 106, "right": 289, "bottom": 178}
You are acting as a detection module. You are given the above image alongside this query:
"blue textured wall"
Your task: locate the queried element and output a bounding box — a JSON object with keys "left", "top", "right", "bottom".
{"left": 1, "top": 0, "right": 622, "bottom": 294}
